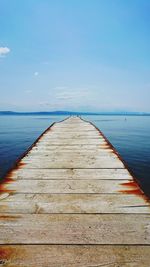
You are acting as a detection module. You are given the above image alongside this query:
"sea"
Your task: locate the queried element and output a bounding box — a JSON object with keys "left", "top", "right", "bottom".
{"left": 0, "top": 115, "right": 150, "bottom": 197}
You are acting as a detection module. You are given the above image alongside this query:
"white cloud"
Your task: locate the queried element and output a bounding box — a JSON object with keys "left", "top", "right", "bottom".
{"left": 51, "top": 86, "right": 67, "bottom": 91}
{"left": 56, "top": 92, "right": 73, "bottom": 100}
{"left": 34, "top": 86, "right": 97, "bottom": 111}
{"left": 34, "top": 72, "right": 39, "bottom": 76}
{"left": 0, "top": 47, "right": 10, "bottom": 57}
{"left": 55, "top": 89, "right": 90, "bottom": 101}
{"left": 47, "top": 87, "right": 93, "bottom": 111}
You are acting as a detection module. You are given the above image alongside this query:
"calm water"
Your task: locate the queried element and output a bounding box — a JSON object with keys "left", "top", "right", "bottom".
{"left": 0, "top": 115, "right": 150, "bottom": 197}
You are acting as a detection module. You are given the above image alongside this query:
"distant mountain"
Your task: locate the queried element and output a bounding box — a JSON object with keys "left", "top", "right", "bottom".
{"left": 0, "top": 110, "right": 150, "bottom": 116}
{"left": 0, "top": 110, "right": 99, "bottom": 115}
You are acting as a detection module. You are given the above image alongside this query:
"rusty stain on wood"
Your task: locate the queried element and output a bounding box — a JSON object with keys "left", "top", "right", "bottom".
{"left": 0, "top": 116, "right": 150, "bottom": 266}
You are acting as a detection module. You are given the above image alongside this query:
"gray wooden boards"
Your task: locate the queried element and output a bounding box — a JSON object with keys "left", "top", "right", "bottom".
{"left": 0, "top": 245, "right": 150, "bottom": 267}
{"left": 0, "top": 116, "right": 150, "bottom": 266}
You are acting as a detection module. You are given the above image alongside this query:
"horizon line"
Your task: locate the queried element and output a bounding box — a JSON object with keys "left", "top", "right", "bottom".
{"left": 0, "top": 110, "right": 150, "bottom": 115}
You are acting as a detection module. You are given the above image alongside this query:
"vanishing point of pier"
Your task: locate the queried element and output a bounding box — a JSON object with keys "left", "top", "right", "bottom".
{"left": 0, "top": 116, "right": 150, "bottom": 266}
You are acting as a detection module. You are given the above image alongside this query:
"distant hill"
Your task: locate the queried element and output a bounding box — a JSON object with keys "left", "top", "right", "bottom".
{"left": 0, "top": 111, "right": 99, "bottom": 116}
{"left": 0, "top": 110, "right": 150, "bottom": 116}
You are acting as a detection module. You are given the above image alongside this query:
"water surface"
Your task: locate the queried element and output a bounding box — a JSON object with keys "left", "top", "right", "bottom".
{"left": 85, "top": 115, "right": 150, "bottom": 197}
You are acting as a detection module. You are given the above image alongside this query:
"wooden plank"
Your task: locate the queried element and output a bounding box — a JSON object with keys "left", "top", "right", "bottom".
{"left": 1, "top": 179, "right": 133, "bottom": 193}
{"left": 0, "top": 245, "right": 150, "bottom": 267}
{"left": 51, "top": 126, "right": 96, "bottom": 131}
{"left": 19, "top": 159, "right": 124, "bottom": 169}
{"left": 52, "top": 123, "right": 94, "bottom": 127}
{"left": 0, "top": 193, "right": 149, "bottom": 214}
{"left": 41, "top": 133, "right": 104, "bottom": 138}
{"left": 23, "top": 155, "right": 119, "bottom": 163}
{"left": 28, "top": 149, "right": 114, "bottom": 155}
{"left": 25, "top": 150, "right": 116, "bottom": 158}
{"left": 42, "top": 132, "right": 101, "bottom": 138}
{"left": 0, "top": 214, "right": 150, "bottom": 244}
{"left": 20, "top": 150, "right": 124, "bottom": 168}
{"left": 30, "top": 148, "right": 113, "bottom": 154}
{"left": 39, "top": 135, "right": 105, "bottom": 140}
{"left": 25, "top": 150, "right": 118, "bottom": 158}
{"left": 36, "top": 139, "right": 106, "bottom": 146}
{"left": 9, "top": 168, "right": 132, "bottom": 180}
{"left": 50, "top": 129, "right": 97, "bottom": 132}
{"left": 31, "top": 144, "right": 111, "bottom": 151}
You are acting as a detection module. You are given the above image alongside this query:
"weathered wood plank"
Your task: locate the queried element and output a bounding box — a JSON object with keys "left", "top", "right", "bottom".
{"left": 31, "top": 146, "right": 112, "bottom": 153}
{"left": 42, "top": 130, "right": 102, "bottom": 136}
{"left": 0, "top": 245, "right": 150, "bottom": 267}
{"left": 42, "top": 132, "right": 101, "bottom": 138}
{"left": 32, "top": 144, "right": 110, "bottom": 150}
{"left": 1, "top": 179, "right": 133, "bottom": 193}
{"left": 9, "top": 168, "right": 132, "bottom": 180}
{"left": 25, "top": 151, "right": 117, "bottom": 159}
{"left": 36, "top": 139, "right": 106, "bottom": 146}
{"left": 0, "top": 193, "right": 149, "bottom": 214}
{"left": 27, "top": 150, "right": 114, "bottom": 157}
{"left": 24, "top": 151, "right": 118, "bottom": 158}
{"left": 0, "top": 214, "right": 150, "bottom": 244}
{"left": 50, "top": 129, "right": 97, "bottom": 132}
{"left": 22, "top": 156, "right": 120, "bottom": 164}
{"left": 20, "top": 157, "right": 124, "bottom": 168}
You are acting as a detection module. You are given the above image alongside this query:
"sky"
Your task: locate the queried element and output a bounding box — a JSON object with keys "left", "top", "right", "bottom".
{"left": 0, "top": 0, "right": 150, "bottom": 112}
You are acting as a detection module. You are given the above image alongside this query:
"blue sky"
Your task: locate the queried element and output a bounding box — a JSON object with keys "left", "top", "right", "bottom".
{"left": 0, "top": 0, "right": 150, "bottom": 112}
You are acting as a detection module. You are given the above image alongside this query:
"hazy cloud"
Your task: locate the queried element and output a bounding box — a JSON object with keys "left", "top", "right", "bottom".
{"left": 0, "top": 47, "right": 10, "bottom": 57}
{"left": 55, "top": 88, "right": 90, "bottom": 101}
{"left": 47, "top": 87, "right": 93, "bottom": 111}
{"left": 52, "top": 86, "right": 68, "bottom": 91}
{"left": 34, "top": 72, "right": 39, "bottom": 76}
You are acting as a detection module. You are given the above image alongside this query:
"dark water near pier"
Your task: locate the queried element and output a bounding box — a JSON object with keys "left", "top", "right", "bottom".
{"left": 0, "top": 115, "right": 150, "bottom": 197}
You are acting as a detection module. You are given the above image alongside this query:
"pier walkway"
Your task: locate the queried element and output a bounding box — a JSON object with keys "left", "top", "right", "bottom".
{"left": 0, "top": 116, "right": 150, "bottom": 266}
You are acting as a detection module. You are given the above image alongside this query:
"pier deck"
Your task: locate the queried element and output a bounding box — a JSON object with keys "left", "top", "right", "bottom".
{"left": 0, "top": 116, "right": 150, "bottom": 266}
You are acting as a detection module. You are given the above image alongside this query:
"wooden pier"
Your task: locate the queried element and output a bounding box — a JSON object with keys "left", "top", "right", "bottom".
{"left": 0, "top": 116, "right": 150, "bottom": 266}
